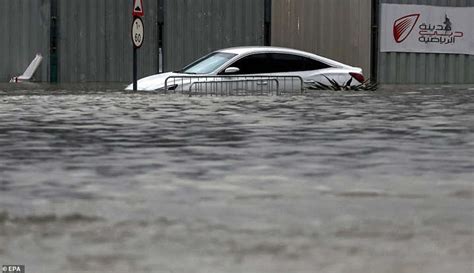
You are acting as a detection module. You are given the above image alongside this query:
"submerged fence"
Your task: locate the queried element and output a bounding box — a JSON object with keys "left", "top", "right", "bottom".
{"left": 164, "top": 75, "right": 304, "bottom": 96}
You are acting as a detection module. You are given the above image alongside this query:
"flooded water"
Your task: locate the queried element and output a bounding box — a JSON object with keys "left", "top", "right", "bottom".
{"left": 0, "top": 83, "right": 473, "bottom": 273}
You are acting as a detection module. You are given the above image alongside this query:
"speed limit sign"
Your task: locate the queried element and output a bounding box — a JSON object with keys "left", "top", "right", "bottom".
{"left": 131, "top": 17, "right": 144, "bottom": 48}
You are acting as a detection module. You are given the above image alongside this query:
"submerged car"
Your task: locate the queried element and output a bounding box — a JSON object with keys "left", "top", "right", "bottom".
{"left": 126, "top": 46, "right": 365, "bottom": 91}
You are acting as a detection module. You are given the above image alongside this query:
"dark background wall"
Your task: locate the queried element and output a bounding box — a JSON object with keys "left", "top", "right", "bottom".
{"left": 0, "top": 0, "right": 51, "bottom": 82}
{"left": 271, "top": 0, "right": 373, "bottom": 79}
{"left": 57, "top": 0, "right": 159, "bottom": 82}
{"left": 0, "top": 0, "right": 265, "bottom": 83}
{"left": 1, "top": 0, "right": 472, "bottom": 84}
{"left": 163, "top": 0, "right": 265, "bottom": 72}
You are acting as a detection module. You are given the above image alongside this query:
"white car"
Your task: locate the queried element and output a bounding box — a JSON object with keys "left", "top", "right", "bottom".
{"left": 126, "top": 46, "right": 365, "bottom": 91}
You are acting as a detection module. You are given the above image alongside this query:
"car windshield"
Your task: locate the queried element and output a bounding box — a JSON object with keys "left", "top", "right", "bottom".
{"left": 180, "top": 52, "right": 237, "bottom": 74}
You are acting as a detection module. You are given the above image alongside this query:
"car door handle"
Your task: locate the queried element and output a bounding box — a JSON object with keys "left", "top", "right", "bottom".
{"left": 256, "top": 81, "right": 268, "bottom": 86}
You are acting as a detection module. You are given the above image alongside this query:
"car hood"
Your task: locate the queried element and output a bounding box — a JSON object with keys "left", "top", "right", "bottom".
{"left": 125, "top": 72, "right": 185, "bottom": 91}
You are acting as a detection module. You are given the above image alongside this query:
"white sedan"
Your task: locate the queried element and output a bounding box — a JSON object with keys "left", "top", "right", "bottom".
{"left": 126, "top": 46, "right": 365, "bottom": 91}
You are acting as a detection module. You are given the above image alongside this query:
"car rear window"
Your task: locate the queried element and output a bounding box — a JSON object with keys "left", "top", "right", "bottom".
{"left": 268, "top": 53, "right": 331, "bottom": 72}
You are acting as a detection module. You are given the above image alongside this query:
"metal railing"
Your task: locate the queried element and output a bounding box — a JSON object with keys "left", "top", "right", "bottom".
{"left": 188, "top": 79, "right": 280, "bottom": 96}
{"left": 164, "top": 75, "right": 304, "bottom": 96}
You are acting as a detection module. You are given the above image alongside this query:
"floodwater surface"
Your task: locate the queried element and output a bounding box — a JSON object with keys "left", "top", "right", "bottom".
{"left": 0, "top": 84, "right": 473, "bottom": 273}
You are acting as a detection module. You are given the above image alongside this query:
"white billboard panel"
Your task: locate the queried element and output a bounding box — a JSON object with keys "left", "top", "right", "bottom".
{"left": 381, "top": 4, "right": 474, "bottom": 55}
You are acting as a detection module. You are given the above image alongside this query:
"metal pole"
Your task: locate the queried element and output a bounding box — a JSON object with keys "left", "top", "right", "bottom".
{"left": 264, "top": 0, "right": 272, "bottom": 46}
{"left": 370, "top": 0, "right": 380, "bottom": 82}
{"left": 50, "top": 0, "right": 58, "bottom": 83}
{"left": 133, "top": 47, "right": 137, "bottom": 91}
{"left": 158, "top": 0, "right": 164, "bottom": 73}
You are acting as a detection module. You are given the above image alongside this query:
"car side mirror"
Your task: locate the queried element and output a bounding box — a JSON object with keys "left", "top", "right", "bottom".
{"left": 224, "top": 67, "right": 240, "bottom": 74}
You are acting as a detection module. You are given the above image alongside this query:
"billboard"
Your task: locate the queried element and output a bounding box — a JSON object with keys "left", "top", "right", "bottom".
{"left": 380, "top": 4, "right": 474, "bottom": 55}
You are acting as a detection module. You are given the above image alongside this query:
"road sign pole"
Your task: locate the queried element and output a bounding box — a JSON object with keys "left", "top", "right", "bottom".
{"left": 131, "top": 0, "right": 144, "bottom": 91}
{"left": 133, "top": 46, "right": 137, "bottom": 91}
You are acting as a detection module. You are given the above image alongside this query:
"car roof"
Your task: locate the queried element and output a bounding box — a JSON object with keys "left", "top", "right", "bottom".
{"left": 217, "top": 46, "right": 349, "bottom": 68}
{"left": 219, "top": 46, "right": 308, "bottom": 55}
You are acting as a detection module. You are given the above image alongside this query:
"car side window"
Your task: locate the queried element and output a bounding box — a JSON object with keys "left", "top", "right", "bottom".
{"left": 267, "top": 53, "right": 331, "bottom": 72}
{"left": 221, "top": 52, "right": 331, "bottom": 75}
{"left": 222, "top": 53, "right": 271, "bottom": 74}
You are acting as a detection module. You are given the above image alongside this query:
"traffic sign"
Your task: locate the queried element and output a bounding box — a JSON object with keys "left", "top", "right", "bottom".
{"left": 131, "top": 1, "right": 145, "bottom": 91}
{"left": 131, "top": 17, "right": 144, "bottom": 48}
{"left": 133, "top": 0, "right": 144, "bottom": 17}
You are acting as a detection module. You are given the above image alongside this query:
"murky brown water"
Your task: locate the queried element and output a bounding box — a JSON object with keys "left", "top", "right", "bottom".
{"left": 0, "top": 84, "right": 473, "bottom": 273}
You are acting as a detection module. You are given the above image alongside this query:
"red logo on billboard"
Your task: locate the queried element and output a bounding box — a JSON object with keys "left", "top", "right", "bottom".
{"left": 393, "top": 14, "right": 420, "bottom": 43}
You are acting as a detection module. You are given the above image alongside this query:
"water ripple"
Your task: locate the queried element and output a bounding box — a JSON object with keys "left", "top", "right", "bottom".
{"left": 0, "top": 84, "right": 473, "bottom": 273}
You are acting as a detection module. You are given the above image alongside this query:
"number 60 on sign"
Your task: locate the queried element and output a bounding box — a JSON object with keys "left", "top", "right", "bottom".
{"left": 131, "top": 17, "right": 144, "bottom": 48}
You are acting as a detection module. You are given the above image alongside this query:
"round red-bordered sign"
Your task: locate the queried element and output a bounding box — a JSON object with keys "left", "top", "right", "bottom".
{"left": 131, "top": 17, "right": 144, "bottom": 48}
